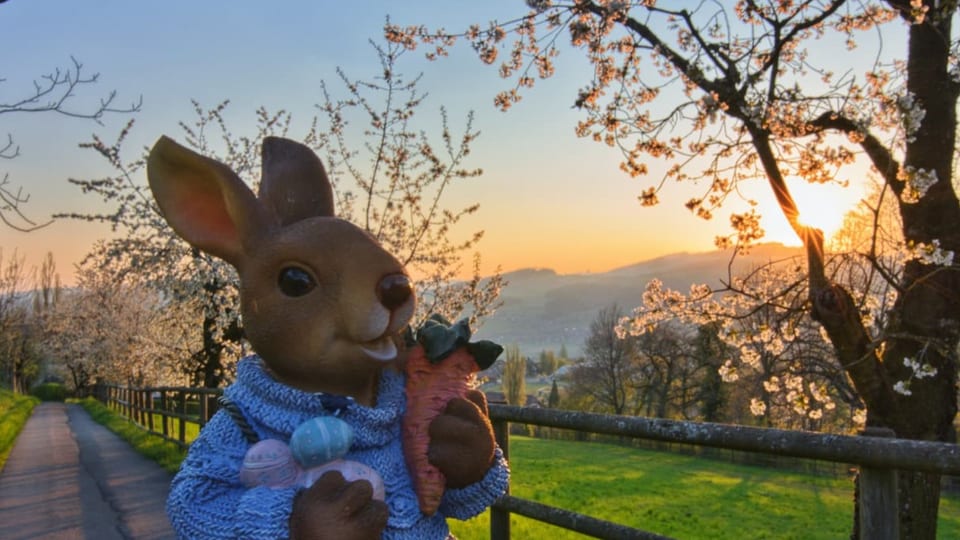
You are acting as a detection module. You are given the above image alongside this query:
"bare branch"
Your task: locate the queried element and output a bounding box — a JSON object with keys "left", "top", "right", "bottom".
{"left": 0, "top": 57, "right": 140, "bottom": 231}
{"left": 0, "top": 56, "right": 142, "bottom": 121}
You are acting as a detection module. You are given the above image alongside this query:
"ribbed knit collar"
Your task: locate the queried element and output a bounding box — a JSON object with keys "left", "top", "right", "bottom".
{"left": 224, "top": 355, "right": 405, "bottom": 449}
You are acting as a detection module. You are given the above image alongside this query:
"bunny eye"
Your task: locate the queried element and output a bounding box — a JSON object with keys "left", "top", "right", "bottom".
{"left": 278, "top": 267, "right": 316, "bottom": 297}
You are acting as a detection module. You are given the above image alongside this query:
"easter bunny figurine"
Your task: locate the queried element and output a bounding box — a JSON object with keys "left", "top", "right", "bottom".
{"left": 150, "top": 136, "right": 509, "bottom": 539}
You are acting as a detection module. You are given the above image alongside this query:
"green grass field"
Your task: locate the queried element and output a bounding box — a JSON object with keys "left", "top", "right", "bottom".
{"left": 77, "top": 401, "right": 960, "bottom": 539}
{"left": 0, "top": 389, "right": 39, "bottom": 472}
{"left": 448, "top": 436, "right": 960, "bottom": 540}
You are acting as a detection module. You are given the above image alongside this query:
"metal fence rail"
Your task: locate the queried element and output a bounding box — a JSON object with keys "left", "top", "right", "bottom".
{"left": 86, "top": 384, "right": 960, "bottom": 540}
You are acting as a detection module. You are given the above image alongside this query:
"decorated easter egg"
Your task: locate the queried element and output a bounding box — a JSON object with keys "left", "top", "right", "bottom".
{"left": 301, "top": 459, "right": 386, "bottom": 501}
{"left": 290, "top": 415, "right": 354, "bottom": 469}
{"left": 239, "top": 439, "right": 302, "bottom": 488}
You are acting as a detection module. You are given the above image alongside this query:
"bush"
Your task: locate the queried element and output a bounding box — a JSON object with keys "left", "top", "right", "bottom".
{"left": 31, "top": 383, "right": 66, "bottom": 402}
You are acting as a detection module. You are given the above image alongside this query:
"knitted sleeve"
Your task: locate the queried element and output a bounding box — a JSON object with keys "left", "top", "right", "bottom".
{"left": 437, "top": 446, "right": 509, "bottom": 520}
{"left": 166, "top": 412, "right": 299, "bottom": 539}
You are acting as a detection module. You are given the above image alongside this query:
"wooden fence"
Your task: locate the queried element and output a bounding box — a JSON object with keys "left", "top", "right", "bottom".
{"left": 87, "top": 383, "right": 960, "bottom": 540}
{"left": 90, "top": 384, "right": 221, "bottom": 448}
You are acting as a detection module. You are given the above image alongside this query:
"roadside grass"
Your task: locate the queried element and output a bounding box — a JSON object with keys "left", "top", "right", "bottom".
{"left": 74, "top": 401, "right": 960, "bottom": 539}
{"left": 76, "top": 397, "right": 187, "bottom": 474}
{"left": 136, "top": 411, "right": 202, "bottom": 445}
{"left": 0, "top": 389, "right": 39, "bottom": 472}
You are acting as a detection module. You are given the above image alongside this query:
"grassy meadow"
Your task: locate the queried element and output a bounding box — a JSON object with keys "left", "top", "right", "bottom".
{"left": 0, "top": 389, "right": 39, "bottom": 472}
{"left": 73, "top": 400, "right": 960, "bottom": 538}
{"left": 448, "top": 435, "right": 960, "bottom": 540}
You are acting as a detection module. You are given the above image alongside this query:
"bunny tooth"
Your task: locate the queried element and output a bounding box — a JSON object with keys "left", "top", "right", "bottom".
{"left": 360, "top": 336, "right": 399, "bottom": 362}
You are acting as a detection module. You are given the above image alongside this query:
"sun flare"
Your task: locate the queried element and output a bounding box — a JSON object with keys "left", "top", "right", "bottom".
{"left": 760, "top": 179, "right": 864, "bottom": 247}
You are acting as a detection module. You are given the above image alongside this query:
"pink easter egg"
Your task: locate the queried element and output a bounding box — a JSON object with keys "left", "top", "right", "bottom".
{"left": 239, "top": 439, "right": 302, "bottom": 488}
{"left": 301, "top": 458, "right": 386, "bottom": 501}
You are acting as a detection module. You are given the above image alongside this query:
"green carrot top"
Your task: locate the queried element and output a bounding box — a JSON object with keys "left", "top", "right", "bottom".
{"left": 407, "top": 314, "right": 503, "bottom": 369}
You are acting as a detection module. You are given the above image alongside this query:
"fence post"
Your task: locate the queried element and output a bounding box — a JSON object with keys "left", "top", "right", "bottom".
{"left": 207, "top": 393, "right": 221, "bottom": 423}
{"left": 178, "top": 390, "right": 187, "bottom": 446}
{"left": 199, "top": 391, "right": 208, "bottom": 430}
{"left": 137, "top": 389, "right": 145, "bottom": 426}
{"left": 141, "top": 389, "right": 149, "bottom": 426}
{"left": 491, "top": 417, "right": 511, "bottom": 540}
{"left": 859, "top": 427, "right": 899, "bottom": 540}
{"left": 161, "top": 391, "right": 169, "bottom": 440}
{"left": 130, "top": 388, "right": 136, "bottom": 423}
{"left": 146, "top": 389, "right": 155, "bottom": 433}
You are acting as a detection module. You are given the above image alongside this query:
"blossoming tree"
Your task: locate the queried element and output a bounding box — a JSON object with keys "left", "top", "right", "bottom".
{"left": 389, "top": 1, "right": 960, "bottom": 537}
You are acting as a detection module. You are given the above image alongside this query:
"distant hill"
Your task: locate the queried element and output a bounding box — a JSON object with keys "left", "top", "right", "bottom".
{"left": 473, "top": 243, "right": 803, "bottom": 358}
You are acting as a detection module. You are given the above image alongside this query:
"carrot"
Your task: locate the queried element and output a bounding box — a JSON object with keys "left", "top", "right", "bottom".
{"left": 402, "top": 315, "right": 502, "bottom": 516}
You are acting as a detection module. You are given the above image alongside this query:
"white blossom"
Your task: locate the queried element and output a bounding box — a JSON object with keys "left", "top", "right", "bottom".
{"left": 896, "top": 92, "right": 926, "bottom": 142}
{"left": 893, "top": 380, "right": 912, "bottom": 396}
{"left": 750, "top": 398, "right": 767, "bottom": 416}
{"left": 740, "top": 347, "right": 761, "bottom": 369}
{"left": 764, "top": 337, "right": 785, "bottom": 355}
{"left": 719, "top": 360, "right": 739, "bottom": 382}
{"left": 908, "top": 239, "right": 955, "bottom": 267}
{"left": 898, "top": 166, "right": 938, "bottom": 203}
{"left": 784, "top": 374, "right": 804, "bottom": 391}
{"left": 904, "top": 355, "right": 938, "bottom": 378}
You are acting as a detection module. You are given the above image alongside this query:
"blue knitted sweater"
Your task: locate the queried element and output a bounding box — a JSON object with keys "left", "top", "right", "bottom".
{"left": 167, "top": 356, "right": 509, "bottom": 539}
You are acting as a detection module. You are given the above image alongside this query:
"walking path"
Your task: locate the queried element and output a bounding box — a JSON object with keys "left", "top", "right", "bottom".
{"left": 0, "top": 402, "right": 176, "bottom": 539}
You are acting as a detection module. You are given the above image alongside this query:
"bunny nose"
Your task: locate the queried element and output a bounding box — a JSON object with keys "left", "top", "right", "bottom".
{"left": 377, "top": 273, "right": 412, "bottom": 311}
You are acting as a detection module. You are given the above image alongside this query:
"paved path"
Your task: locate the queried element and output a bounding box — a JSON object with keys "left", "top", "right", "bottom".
{"left": 0, "top": 402, "right": 176, "bottom": 539}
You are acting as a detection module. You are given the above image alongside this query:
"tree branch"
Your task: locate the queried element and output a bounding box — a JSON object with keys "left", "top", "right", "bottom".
{"left": 808, "top": 111, "right": 903, "bottom": 196}
{"left": 0, "top": 56, "right": 142, "bottom": 121}
{"left": 0, "top": 57, "right": 140, "bottom": 231}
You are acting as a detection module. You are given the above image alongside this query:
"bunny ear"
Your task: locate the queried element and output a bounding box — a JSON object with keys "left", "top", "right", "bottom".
{"left": 259, "top": 137, "right": 336, "bottom": 225}
{"left": 147, "top": 136, "right": 272, "bottom": 266}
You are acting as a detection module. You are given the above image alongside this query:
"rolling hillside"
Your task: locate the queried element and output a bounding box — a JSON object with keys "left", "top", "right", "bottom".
{"left": 474, "top": 243, "right": 803, "bottom": 357}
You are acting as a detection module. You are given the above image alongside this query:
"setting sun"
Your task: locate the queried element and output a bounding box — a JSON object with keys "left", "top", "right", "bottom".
{"left": 759, "top": 178, "right": 865, "bottom": 247}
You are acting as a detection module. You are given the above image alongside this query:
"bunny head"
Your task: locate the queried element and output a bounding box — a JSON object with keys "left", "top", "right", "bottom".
{"left": 147, "top": 136, "right": 415, "bottom": 403}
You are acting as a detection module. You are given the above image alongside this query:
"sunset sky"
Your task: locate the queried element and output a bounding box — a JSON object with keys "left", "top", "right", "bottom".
{"left": 0, "top": 0, "right": 867, "bottom": 286}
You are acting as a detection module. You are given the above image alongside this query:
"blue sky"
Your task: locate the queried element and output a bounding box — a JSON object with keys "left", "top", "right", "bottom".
{"left": 0, "top": 0, "right": 865, "bottom": 285}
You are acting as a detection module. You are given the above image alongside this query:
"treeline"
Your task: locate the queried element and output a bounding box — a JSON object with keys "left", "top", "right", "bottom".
{"left": 493, "top": 303, "right": 863, "bottom": 436}
{"left": 0, "top": 251, "right": 196, "bottom": 394}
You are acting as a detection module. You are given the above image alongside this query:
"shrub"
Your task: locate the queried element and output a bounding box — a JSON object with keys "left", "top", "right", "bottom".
{"left": 31, "top": 383, "right": 66, "bottom": 402}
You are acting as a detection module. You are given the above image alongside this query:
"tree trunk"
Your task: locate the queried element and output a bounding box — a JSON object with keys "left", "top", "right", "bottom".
{"left": 782, "top": 5, "right": 960, "bottom": 534}
{"left": 193, "top": 314, "right": 244, "bottom": 389}
{"left": 880, "top": 8, "right": 960, "bottom": 538}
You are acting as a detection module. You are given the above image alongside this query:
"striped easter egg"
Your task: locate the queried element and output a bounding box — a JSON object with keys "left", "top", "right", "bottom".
{"left": 239, "top": 439, "right": 301, "bottom": 488}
